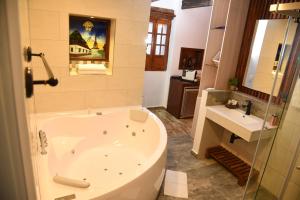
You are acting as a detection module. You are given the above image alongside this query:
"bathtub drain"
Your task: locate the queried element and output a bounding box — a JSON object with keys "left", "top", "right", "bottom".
{"left": 103, "top": 130, "right": 107, "bottom": 135}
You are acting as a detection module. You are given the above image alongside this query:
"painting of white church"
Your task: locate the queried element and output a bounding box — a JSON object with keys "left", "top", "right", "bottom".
{"left": 69, "top": 15, "right": 110, "bottom": 61}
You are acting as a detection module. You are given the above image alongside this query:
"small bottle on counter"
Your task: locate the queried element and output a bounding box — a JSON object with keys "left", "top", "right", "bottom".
{"left": 270, "top": 114, "right": 279, "bottom": 126}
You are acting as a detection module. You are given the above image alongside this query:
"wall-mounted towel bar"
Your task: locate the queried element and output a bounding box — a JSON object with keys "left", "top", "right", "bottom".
{"left": 24, "top": 47, "right": 58, "bottom": 98}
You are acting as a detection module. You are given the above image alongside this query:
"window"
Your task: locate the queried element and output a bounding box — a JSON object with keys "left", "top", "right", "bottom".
{"left": 145, "top": 7, "right": 175, "bottom": 71}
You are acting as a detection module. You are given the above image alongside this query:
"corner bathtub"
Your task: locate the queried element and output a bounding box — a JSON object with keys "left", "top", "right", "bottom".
{"left": 34, "top": 107, "right": 167, "bottom": 200}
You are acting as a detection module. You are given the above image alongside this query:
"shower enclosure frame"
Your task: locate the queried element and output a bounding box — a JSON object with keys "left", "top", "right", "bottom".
{"left": 243, "top": 2, "right": 300, "bottom": 198}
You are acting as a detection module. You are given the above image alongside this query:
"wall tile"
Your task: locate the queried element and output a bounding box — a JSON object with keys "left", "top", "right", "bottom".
{"left": 30, "top": 39, "right": 69, "bottom": 68}
{"left": 86, "top": 89, "right": 128, "bottom": 108}
{"left": 28, "top": 0, "right": 150, "bottom": 113}
{"left": 282, "top": 181, "right": 300, "bottom": 200}
{"left": 132, "top": 0, "right": 151, "bottom": 22}
{"left": 34, "top": 91, "right": 86, "bottom": 112}
{"left": 115, "top": 19, "right": 148, "bottom": 46}
{"left": 114, "top": 44, "right": 146, "bottom": 68}
{"left": 29, "top": 0, "right": 68, "bottom": 11}
{"left": 107, "top": 68, "right": 144, "bottom": 90}
{"left": 29, "top": 9, "right": 60, "bottom": 40}
{"left": 126, "top": 89, "right": 143, "bottom": 105}
{"left": 260, "top": 166, "right": 285, "bottom": 197}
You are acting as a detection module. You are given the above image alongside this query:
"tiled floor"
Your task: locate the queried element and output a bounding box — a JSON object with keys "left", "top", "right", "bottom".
{"left": 148, "top": 107, "right": 267, "bottom": 200}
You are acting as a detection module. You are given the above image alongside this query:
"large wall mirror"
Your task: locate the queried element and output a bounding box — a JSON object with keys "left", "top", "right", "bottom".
{"left": 243, "top": 19, "right": 298, "bottom": 96}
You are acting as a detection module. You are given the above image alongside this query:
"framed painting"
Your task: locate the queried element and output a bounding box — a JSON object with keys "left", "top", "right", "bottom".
{"left": 69, "top": 15, "right": 110, "bottom": 61}
{"left": 69, "top": 15, "right": 111, "bottom": 75}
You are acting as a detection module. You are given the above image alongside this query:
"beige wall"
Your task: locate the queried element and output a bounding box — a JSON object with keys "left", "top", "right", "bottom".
{"left": 143, "top": 0, "right": 211, "bottom": 108}
{"left": 28, "top": 0, "right": 151, "bottom": 113}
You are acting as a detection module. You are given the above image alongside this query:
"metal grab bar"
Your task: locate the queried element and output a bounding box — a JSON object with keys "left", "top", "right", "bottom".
{"left": 40, "top": 53, "right": 54, "bottom": 78}
{"left": 25, "top": 47, "right": 59, "bottom": 97}
{"left": 26, "top": 47, "right": 58, "bottom": 85}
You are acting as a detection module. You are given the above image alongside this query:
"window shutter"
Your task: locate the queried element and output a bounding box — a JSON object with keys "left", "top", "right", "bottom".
{"left": 182, "top": 0, "right": 212, "bottom": 9}
{"left": 145, "top": 7, "right": 175, "bottom": 71}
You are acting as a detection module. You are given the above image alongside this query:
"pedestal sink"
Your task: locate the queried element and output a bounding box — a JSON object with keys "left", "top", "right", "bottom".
{"left": 206, "top": 105, "right": 277, "bottom": 142}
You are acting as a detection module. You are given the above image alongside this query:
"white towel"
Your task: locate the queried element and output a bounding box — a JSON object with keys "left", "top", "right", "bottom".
{"left": 77, "top": 70, "right": 105, "bottom": 75}
{"left": 77, "top": 63, "right": 106, "bottom": 75}
{"left": 164, "top": 170, "right": 188, "bottom": 199}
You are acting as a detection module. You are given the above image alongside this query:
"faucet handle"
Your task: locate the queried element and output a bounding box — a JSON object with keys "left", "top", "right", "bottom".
{"left": 39, "top": 130, "right": 45, "bottom": 137}
{"left": 39, "top": 130, "right": 48, "bottom": 145}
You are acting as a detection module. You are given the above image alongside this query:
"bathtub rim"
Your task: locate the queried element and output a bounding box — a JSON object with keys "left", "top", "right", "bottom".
{"left": 32, "top": 106, "right": 168, "bottom": 199}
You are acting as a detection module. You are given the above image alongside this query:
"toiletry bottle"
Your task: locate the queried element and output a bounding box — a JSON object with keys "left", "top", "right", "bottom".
{"left": 270, "top": 114, "right": 279, "bottom": 126}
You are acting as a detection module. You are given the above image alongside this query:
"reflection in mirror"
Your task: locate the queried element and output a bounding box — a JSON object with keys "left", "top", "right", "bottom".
{"left": 243, "top": 19, "right": 298, "bottom": 96}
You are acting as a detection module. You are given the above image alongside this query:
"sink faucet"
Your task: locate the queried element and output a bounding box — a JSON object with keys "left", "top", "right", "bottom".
{"left": 39, "top": 130, "right": 48, "bottom": 155}
{"left": 243, "top": 100, "right": 252, "bottom": 115}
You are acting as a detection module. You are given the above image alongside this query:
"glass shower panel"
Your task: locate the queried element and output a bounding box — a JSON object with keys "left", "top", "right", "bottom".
{"left": 256, "top": 64, "right": 300, "bottom": 200}
{"left": 282, "top": 138, "right": 300, "bottom": 200}
{"left": 243, "top": 18, "right": 299, "bottom": 200}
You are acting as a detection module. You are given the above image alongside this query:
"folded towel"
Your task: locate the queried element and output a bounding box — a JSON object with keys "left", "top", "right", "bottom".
{"left": 77, "top": 63, "right": 106, "bottom": 75}
{"left": 77, "top": 63, "right": 106, "bottom": 71}
{"left": 78, "top": 70, "right": 105, "bottom": 75}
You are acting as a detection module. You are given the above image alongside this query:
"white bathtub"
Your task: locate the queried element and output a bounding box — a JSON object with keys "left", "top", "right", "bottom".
{"left": 34, "top": 107, "right": 167, "bottom": 200}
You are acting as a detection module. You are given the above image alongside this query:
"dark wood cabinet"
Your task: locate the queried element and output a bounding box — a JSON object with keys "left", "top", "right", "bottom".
{"left": 167, "top": 76, "right": 199, "bottom": 118}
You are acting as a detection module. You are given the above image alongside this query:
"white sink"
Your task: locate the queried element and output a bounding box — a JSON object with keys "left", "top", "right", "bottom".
{"left": 206, "top": 105, "right": 277, "bottom": 142}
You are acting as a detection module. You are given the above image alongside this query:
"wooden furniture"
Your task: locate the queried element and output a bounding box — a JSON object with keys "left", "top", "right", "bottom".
{"left": 145, "top": 7, "right": 175, "bottom": 71}
{"left": 178, "top": 47, "right": 204, "bottom": 70}
{"left": 206, "top": 145, "right": 258, "bottom": 186}
{"left": 199, "top": 0, "right": 250, "bottom": 94}
{"left": 167, "top": 76, "right": 199, "bottom": 118}
{"left": 192, "top": 0, "right": 250, "bottom": 137}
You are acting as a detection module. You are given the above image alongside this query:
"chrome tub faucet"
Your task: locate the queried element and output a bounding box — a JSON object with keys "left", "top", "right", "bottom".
{"left": 39, "top": 130, "right": 48, "bottom": 155}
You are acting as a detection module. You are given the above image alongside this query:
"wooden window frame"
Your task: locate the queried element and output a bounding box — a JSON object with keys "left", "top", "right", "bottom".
{"left": 145, "top": 7, "right": 175, "bottom": 71}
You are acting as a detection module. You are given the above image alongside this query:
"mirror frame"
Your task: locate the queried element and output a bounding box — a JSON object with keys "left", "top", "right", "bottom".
{"left": 234, "top": 0, "right": 300, "bottom": 104}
